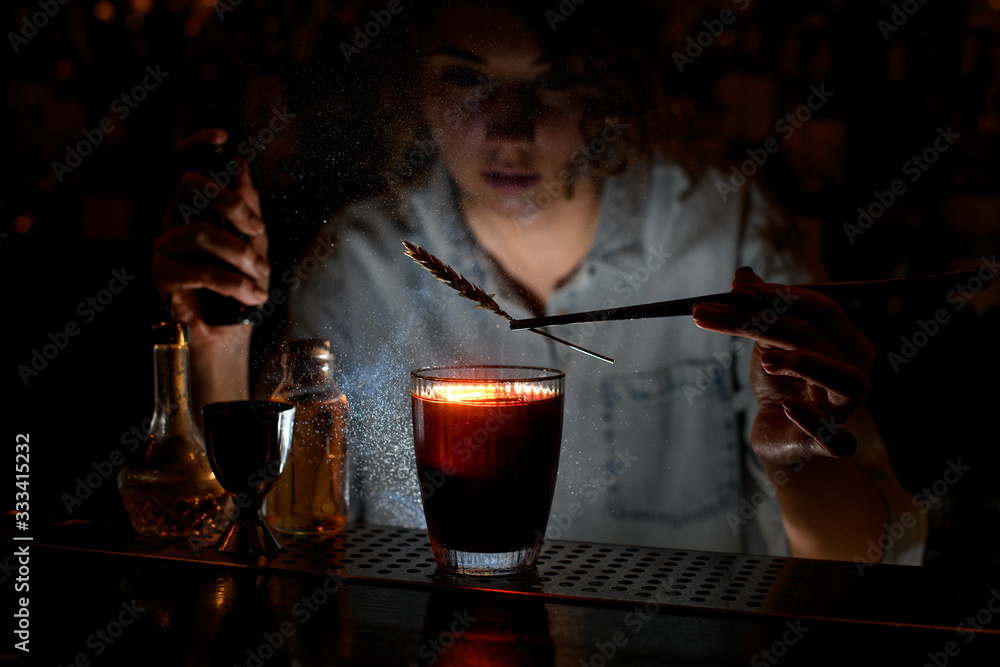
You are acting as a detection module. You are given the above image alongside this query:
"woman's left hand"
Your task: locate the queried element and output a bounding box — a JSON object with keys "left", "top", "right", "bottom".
{"left": 692, "top": 266, "right": 877, "bottom": 464}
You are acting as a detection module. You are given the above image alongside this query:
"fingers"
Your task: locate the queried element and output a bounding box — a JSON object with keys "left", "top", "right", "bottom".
{"left": 692, "top": 300, "right": 842, "bottom": 361}
{"left": 159, "top": 221, "right": 269, "bottom": 282}
{"left": 178, "top": 127, "right": 228, "bottom": 160}
{"left": 152, "top": 222, "right": 270, "bottom": 308}
{"left": 697, "top": 267, "right": 874, "bottom": 463}
{"left": 693, "top": 268, "right": 876, "bottom": 368}
{"left": 170, "top": 127, "right": 265, "bottom": 236}
{"left": 152, "top": 250, "right": 269, "bottom": 306}
{"left": 752, "top": 406, "right": 818, "bottom": 463}
{"left": 233, "top": 157, "right": 262, "bottom": 219}
{"left": 152, "top": 128, "right": 271, "bottom": 325}
{"left": 731, "top": 264, "right": 765, "bottom": 288}
{"left": 164, "top": 171, "right": 266, "bottom": 238}
{"left": 248, "top": 220, "right": 269, "bottom": 260}
{"left": 760, "top": 348, "right": 870, "bottom": 405}
{"left": 781, "top": 397, "right": 858, "bottom": 457}
{"left": 752, "top": 402, "right": 857, "bottom": 462}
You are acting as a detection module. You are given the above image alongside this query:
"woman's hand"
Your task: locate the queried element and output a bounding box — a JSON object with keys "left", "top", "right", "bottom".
{"left": 692, "top": 266, "right": 877, "bottom": 464}
{"left": 151, "top": 128, "right": 270, "bottom": 348}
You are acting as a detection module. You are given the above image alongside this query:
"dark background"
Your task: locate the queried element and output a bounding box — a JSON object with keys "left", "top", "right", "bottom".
{"left": 3, "top": 0, "right": 999, "bottom": 568}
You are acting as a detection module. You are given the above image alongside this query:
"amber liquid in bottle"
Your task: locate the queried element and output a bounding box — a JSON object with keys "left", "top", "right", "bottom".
{"left": 120, "top": 483, "right": 231, "bottom": 538}
{"left": 265, "top": 340, "right": 349, "bottom": 533}
{"left": 266, "top": 400, "right": 348, "bottom": 533}
{"left": 118, "top": 322, "right": 232, "bottom": 537}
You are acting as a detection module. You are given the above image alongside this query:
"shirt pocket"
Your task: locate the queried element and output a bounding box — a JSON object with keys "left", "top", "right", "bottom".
{"left": 599, "top": 362, "right": 740, "bottom": 527}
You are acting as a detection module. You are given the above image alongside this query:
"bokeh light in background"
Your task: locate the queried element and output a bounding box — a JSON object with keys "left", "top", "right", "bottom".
{"left": 93, "top": 1, "right": 116, "bottom": 21}
{"left": 13, "top": 214, "right": 35, "bottom": 234}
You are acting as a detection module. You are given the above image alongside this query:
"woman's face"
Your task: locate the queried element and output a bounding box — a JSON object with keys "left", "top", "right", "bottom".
{"left": 419, "top": 2, "right": 588, "bottom": 219}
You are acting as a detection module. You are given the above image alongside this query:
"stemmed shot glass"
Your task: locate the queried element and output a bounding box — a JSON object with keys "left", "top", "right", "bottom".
{"left": 202, "top": 401, "right": 295, "bottom": 556}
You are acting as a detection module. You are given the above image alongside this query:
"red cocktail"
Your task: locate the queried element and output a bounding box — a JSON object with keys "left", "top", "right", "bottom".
{"left": 411, "top": 366, "right": 564, "bottom": 576}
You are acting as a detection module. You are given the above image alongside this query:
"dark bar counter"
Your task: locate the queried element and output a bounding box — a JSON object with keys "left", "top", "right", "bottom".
{"left": 6, "top": 521, "right": 1000, "bottom": 666}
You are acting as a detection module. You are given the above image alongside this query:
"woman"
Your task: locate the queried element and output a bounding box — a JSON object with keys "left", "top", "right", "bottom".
{"left": 153, "top": 0, "right": 924, "bottom": 563}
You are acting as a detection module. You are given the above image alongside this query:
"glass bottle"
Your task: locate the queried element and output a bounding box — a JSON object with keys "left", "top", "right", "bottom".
{"left": 118, "top": 321, "right": 231, "bottom": 537}
{"left": 265, "top": 339, "right": 349, "bottom": 533}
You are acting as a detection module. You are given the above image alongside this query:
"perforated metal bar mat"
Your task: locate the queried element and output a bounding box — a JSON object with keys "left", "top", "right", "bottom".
{"left": 22, "top": 522, "right": 1000, "bottom": 634}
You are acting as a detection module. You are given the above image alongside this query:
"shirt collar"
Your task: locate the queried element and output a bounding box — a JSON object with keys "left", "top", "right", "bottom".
{"left": 588, "top": 156, "right": 692, "bottom": 265}
{"left": 405, "top": 155, "right": 692, "bottom": 308}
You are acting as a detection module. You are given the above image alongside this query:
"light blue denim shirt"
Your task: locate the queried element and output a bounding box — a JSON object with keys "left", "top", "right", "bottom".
{"left": 287, "top": 155, "right": 921, "bottom": 562}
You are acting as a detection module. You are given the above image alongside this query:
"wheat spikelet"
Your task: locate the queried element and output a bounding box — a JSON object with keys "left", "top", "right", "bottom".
{"left": 402, "top": 239, "right": 615, "bottom": 364}
{"left": 402, "top": 240, "right": 513, "bottom": 322}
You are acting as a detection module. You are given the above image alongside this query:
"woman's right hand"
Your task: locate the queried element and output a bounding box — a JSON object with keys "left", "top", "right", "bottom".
{"left": 152, "top": 128, "right": 271, "bottom": 349}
